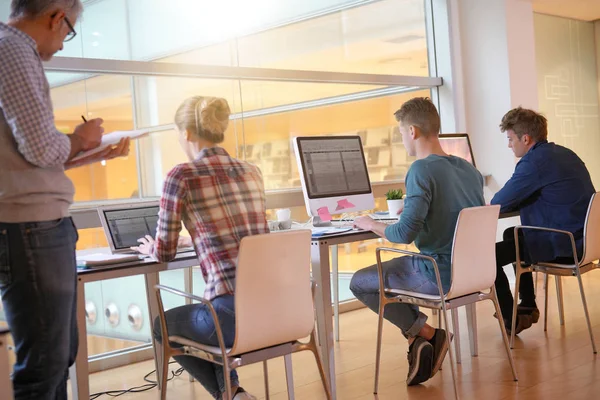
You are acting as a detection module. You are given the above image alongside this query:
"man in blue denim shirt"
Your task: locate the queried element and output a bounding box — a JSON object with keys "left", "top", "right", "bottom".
{"left": 491, "top": 107, "right": 595, "bottom": 334}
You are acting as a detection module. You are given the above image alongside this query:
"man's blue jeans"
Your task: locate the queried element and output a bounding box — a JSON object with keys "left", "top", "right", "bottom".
{"left": 153, "top": 294, "right": 239, "bottom": 399}
{"left": 350, "top": 256, "right": 448, "bottom": 338}
{"left": 0, "top": 217, "right": 79, "bottom": 400}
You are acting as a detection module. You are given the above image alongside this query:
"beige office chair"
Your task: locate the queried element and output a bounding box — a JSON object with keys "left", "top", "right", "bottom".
{"left": 373, "top": 205, "right": 517, "bottom": 400}
{"left": 511, "top": 192, "right": 599, "bottom": 353}
{"left": 154, "top": 230, "right": 331, "bottom": 400}
{"left": 0, "top": 327, "right": 13, "bottom": 400}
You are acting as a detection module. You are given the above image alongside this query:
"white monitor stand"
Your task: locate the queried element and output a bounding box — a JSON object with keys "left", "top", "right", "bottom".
{"left": 293, "top": 136, "right": 375, "bottom": 226}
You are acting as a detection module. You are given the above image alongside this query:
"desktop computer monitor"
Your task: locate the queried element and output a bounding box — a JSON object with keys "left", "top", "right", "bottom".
{"left": 439, "top": 133, "right": 476, "bottom": 167}
{"left": 293, "top": 136, "right": 375, "bottom": 219}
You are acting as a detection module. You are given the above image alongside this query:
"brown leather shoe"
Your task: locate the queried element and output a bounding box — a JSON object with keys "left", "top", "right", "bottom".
{"left": 518, "top": 306, "right": 540, "bottom": 324}
{"left": 505, "top": 314, "right": 534, "bottom": 335}
{"left": 493, "top": 306, "right": 540, "bottom": 324}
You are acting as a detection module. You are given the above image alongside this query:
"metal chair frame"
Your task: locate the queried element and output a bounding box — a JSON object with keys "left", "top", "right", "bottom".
{"left": 511, "top": 226, "right": 597, "bottom": 353}
{"left": 154, "top": 283, "right": 331, "bottom": 400}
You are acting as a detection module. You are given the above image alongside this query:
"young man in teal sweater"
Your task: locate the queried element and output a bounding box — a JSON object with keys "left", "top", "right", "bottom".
{"left": 352, "top": 97, "right": 485, "bottom": 386}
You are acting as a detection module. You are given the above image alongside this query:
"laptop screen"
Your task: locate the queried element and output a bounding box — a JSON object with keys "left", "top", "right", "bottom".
{"left": 103, "top": 206, "right": 159, "bottom": 250}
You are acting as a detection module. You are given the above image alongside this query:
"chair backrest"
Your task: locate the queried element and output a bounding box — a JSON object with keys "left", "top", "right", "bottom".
{"left": 230, "top": 230, "right": 314, "bottom": 355}
{"left": 447, "top": 205, "right": 500, "bottom": 299}
{"left": 580, "top": 192, "right": 600, "bottom": 266}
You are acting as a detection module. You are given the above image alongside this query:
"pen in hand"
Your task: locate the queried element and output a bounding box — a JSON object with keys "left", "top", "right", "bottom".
{"left": 81, "top": 115, "right": 87, "bottom": 123}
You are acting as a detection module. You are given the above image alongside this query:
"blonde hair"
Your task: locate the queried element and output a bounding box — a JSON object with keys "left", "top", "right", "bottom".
{"left": 174, "top": 96, "right": 231, "bottom": 144}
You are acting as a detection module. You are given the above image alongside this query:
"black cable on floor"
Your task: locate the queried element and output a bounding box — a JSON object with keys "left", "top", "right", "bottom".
{"left": 89, "top": 361, "right": 185, "bottom": 399}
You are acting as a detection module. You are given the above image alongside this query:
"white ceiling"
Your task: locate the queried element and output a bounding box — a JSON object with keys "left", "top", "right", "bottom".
{"left": 531, "top": 0, "right": 600, "bottom": 22}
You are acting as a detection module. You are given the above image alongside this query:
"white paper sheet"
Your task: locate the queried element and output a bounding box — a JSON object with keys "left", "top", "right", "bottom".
{"left": 71, "top": 129, "right": 149, "bottom": 161}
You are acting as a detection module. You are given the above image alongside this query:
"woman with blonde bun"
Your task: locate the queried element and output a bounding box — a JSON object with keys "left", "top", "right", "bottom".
{"left": 133, "top": 96, "right": 268, "bottom": 400}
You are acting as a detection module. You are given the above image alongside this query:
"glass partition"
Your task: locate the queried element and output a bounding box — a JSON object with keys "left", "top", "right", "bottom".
{"left": 48, "top": 70, "right": 429, "bottom": 200}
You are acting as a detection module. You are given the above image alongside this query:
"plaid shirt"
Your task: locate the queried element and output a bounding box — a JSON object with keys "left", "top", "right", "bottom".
{"left": 153, "top": 147, "right": 269, "bottom": 300}
{"left": 0, "top": 23, "right": 71, "bottom": 168}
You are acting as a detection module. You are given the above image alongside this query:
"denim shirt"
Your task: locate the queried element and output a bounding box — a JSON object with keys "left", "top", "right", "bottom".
{"left": 491, "top": 141, "right": 595, "bottom": 263}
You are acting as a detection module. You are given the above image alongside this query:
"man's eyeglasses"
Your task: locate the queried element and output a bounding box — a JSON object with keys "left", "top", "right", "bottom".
{"left": 63, "top": 16, "right": 77, "bottom": 42}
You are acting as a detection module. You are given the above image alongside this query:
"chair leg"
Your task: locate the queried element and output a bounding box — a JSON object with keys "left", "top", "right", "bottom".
{"left": 575, "top": 270, "right": 598, "bottom": 354}
{"left": 283, "top": 355, "right": 295, "bottom": 400}
{"left": 510, "top": 265, "right": 522, "bottom": 348}
{"left": 263, "top": 360, "right": 270, "bottom": 400}
{"left": 439, "top": 308, "right": 444, "bottom": 370}
{"left": 555, "top": 276, "right": 565, "bottom": 326}
{"left": 159, "top": 351, "right": 169, "bottom": 400}
{"left": 441, "top": 302, "right": 459, "bottom": 400}
{"left": 466, "top": 303, "right": 478, "bottom": 357}
{"left": 223, "top": 360, "right": 233, "bottom": 400}
{"left": 544, "top": 274, "right": 549, "bottom": 332}
{"left": 374, "top": 300, "right": 385, "bottom": 394}
{"left": 332, "top": 245, "right": 340, "bottom": 342}
{"left": 309, "top": 331, "right": 332, "bottom": 400}
{"left": 451, "top": 308, "right": 462, "bottom": 364}
{"left": 534, "top": 271, "right": 538, "bottom": 296}
{"left": 491, "top": 287, "right": 518, "bottom": 381}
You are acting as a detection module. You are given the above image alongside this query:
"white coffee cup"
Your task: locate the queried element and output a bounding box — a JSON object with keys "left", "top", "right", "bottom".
{"left": 276, "top": 208, "right": 291, "bottom": 222}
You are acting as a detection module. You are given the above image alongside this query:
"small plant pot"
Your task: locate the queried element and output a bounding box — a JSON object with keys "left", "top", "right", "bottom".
{"left": 387, "top": 199, "right": 404, "bottom": 218}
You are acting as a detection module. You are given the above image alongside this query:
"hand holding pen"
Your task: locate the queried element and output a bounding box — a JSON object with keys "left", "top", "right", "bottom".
{"left": 74, "top": 115, "right": 104, "bottom": 151}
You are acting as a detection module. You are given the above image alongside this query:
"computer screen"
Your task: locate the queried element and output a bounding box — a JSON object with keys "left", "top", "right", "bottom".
{"left": 103, "top": 206, "right": 159, "bottom": 249}
{"left": 439, "top": 134, "right": 476, "bottom": 167}
{"left": 296, "top": 136, "right": 372, "bottom": 199}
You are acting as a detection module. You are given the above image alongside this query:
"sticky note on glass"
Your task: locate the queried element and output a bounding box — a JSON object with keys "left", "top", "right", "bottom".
{"left": 317, "top": 206, "right": 332, "bottom": 222}
{"left": 336, "top": 199, "right": 356, "bottom": 211}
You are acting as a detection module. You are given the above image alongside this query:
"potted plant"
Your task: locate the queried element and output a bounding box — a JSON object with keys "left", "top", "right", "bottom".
{"left": 386, "top": 189, "right": 405, "bottom": 217}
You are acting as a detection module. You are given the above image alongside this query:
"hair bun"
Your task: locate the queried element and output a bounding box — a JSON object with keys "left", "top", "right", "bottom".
{"left": 199, "top": 97, "right": 231, "bottom": 135}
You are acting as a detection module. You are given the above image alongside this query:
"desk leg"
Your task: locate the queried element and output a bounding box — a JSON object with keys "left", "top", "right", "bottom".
{"left": 69, "top": 279, "right": 88, "bottom": 400}
{"left": 331, "top": 245, "right": 340, "bottom": 342}
{"left": 145, "top": 272, "right": 163, "bottom": 391}
{"left": 183, "top": 267, "right": 195, "bottom": 382}
{"left": 311, "top": 242, "right": 336, "bottom": 399}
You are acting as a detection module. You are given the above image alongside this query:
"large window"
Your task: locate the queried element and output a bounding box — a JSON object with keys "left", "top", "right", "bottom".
{"left": 0, "top": 0, "right": 439, "bottom": 369}
{"left": 6, "top": 0, "right": 436, "bottom": 203}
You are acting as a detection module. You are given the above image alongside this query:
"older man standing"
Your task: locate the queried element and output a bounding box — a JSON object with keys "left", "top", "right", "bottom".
{"left": 0, "top": 1, "right": 129, "bottom": 399}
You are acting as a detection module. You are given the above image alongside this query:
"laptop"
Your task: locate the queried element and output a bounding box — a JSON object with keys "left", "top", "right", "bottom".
{"left": 98, "top": 203, "right": 194, "bottom": 255}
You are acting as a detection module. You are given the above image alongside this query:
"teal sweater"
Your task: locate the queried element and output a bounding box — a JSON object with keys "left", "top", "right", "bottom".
{"left": 384, "top": 155, "right": 484, "bottom": 289}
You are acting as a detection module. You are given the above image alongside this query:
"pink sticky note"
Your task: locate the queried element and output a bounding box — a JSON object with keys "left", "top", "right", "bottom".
{"left": 317, "top": 206, "right": 332, "bottom": 222}
{"left": 335, "top": 199, "right": 356, "bottom": 211}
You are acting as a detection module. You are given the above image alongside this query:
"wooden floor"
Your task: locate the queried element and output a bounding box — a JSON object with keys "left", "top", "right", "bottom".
{"left": 72, "top": 271, "right": 600, "bottom": 400}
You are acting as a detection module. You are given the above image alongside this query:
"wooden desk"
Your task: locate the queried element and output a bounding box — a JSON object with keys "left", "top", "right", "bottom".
{"left": 69, "top": 251, "right": 198, "bottom": 400}
{"left": 0, "top": 327, "right": 13, "bottom": 400}
{"left": 69, "top": 211, "right": 520, "bottom": 400}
